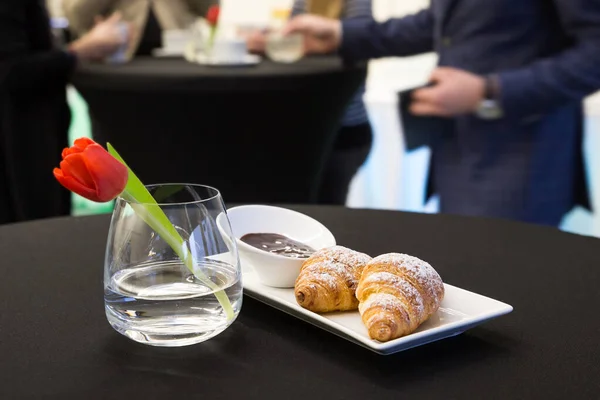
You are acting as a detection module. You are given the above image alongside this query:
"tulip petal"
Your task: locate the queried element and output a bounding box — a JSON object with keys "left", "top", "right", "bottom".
{"left": 74, "top": 137, "right": 95, "bottom": 148}
{"left": 60, "top": 153, "right": 95, "bottom": 189}
{"left": 61, "top": 137, "right": 96, "bottom": 158}
{"left": 53, "top": 168, "right": 99, "bottom": 201}
{"left": 82, "top": 144, "right": 128, "bottom": 202}
{"left": 62, "top": 147, "right": 79, "bottom": 159}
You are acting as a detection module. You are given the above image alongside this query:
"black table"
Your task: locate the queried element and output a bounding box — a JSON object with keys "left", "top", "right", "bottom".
{"left": 72, "top": 57, "right": 367, "bottom": 204}
{"left": 1, "top": 207, "right": 599, "bottom": 399}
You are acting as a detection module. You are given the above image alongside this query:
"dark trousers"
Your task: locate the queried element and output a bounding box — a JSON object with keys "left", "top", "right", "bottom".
{"left": 317, "top": 122, "right": 373, "bottom": 205}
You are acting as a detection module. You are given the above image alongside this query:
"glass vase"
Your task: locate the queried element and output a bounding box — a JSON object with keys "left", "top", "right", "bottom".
{"left": 104, "top": 184, "right": 242, "bottom": 347}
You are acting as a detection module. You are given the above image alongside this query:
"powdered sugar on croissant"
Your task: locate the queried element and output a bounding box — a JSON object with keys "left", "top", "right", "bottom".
{"left": 357, "top": 253, "right": 444, "bottom": 342}
{"left": 294, "top": 246, "right": 372, "bottom": 313}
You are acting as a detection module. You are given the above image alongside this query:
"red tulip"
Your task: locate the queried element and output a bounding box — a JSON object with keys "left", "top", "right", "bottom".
{"left": 206, "top": 5, "right": 220, "bottom": 26}
{"left": 53, "top": 137, "right": 128, "bottom": 202}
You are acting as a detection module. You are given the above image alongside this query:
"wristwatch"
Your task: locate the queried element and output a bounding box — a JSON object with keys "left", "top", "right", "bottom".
{"left": 476, "top": 75, "right": 503, "bottom": 120}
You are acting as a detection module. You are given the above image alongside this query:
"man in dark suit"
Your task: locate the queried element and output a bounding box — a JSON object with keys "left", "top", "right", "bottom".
{"left": 285, "top": 0, "right": 600, "bottom": 226}
{"left": 0, "top": 0, "right": 128, "bottom": 224}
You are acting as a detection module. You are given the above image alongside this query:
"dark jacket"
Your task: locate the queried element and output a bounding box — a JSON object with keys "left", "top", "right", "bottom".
{"left": 0, "top": 0, "right": 75, "bottom": 224}
{"left": 342, "top": 0, "right": 600, "bottom": 225}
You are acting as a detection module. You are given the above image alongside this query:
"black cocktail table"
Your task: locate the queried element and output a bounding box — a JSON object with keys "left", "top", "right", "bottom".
{"left": 72, "top": 57, "right": 366, "bottom": 204}
{"left": 1, "top": 206, "right": 598, "bottom": 398}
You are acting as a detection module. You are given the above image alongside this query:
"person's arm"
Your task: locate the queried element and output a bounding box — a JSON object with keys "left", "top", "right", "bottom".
{"left": 62, "top": 0, "right": 112, "bottom": 36}
{"left": 340, "top": 8, "right": 434, "bottom": 60}
{"left": 497, "top": 0, "right": 600, "bottom": 120}
{"left": 186, "top": 0, "right": 219, "bottom": 17}
{"left": 0, "top": 0, "right": 76, "bottom": 95}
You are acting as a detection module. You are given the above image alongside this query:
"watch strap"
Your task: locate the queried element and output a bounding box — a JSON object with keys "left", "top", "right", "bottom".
{"left": 484, "top": 75, "right": 500, "bottom": 101}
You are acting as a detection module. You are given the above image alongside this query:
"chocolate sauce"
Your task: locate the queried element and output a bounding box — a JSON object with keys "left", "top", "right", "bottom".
{"left": 240, "top": 233, "right": 316, "bottom": 259}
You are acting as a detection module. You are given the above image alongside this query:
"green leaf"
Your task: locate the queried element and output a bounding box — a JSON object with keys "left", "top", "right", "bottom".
{"left": 107, "top": 143, "right": 234, "bottom": 320}
{"left": 151, "top": 184, "right": 186, "bottom": 203}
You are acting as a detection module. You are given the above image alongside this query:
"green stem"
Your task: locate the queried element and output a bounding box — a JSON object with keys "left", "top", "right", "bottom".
{"left": 124, "top": 194, "right": 235, "bottom": 321}
{"left": 208, "top": 26, "right": 216, "bottom": 50}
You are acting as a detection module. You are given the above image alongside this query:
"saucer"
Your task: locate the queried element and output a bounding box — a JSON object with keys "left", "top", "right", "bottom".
{"left": 152, "top": 47, "right": 185, "bottom": 58}
{"left": 195, "top": 53, "right": 261, "bottom": 67}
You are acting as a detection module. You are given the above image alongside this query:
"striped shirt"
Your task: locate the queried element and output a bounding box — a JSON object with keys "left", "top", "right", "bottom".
{"left": 292, "top": 0, "right": 372, "bottom": 126}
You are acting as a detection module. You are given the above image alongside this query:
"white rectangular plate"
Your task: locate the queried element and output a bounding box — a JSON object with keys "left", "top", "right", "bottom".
{"left": 241, "top": 259, "right": 513, "bottom": 355}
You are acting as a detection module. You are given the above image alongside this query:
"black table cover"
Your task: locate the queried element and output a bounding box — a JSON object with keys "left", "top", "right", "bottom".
{"left": 1, "top": 207, "right": 599, "bottom": 399}
{"left": 72, "top": 57, "right": 367, "bottom": 204}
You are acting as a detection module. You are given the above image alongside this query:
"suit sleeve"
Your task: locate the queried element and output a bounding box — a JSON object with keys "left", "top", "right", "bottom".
{"left": 62, "top": 0, "right": 112, "bottom": 36}
{"left": 0, "top": 0, "right": 76, "bottom": 95}
{"left": 340, "top": 8, "right": 434, "bottom": 61}
{"left": 497, "top": 0, "right": 600, "bottom": 119}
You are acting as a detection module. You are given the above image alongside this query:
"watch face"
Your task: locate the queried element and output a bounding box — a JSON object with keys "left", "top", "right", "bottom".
{"left": 477, "top": 99, "right": 503, "bottom": 119}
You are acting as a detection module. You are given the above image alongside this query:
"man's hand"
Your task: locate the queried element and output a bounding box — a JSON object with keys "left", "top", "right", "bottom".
{"left": 411, "top": 67, "right": 486, "bottom": 117}
{"left": 244, "top": 30, "right": 267, "bottom": 54}
{"left": 283, "top": 15, "right": 342, "bottom": 54}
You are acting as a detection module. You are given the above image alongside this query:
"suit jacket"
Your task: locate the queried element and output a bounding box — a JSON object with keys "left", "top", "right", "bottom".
{"left": 0, "top": 0, "right": 74, "bottom": 224}
{"left": 341, "top": 0, "right": 600, "bottom": 226}
{"left": 63, "top": 0, "right": 217, "bottom": 59}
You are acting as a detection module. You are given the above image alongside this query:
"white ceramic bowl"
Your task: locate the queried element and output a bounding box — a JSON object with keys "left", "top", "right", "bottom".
{"left": 227, "top": 205, "right": 336, "bottom": 288}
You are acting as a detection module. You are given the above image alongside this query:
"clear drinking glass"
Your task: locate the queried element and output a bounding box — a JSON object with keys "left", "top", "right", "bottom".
{"left": 104, "top": 184, "right": 243, "bottom": 347}
{"left": 265, "top": 32, "right": 304, "bottom": 63}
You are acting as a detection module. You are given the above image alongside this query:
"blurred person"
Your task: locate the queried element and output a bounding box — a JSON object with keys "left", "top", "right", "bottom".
{"left": 284, "top": 1, "right": 600, "bottom": 226}
{"left": 63, "top": 0, "right": 218, "bottom": 58}
{"left": 247, "top": 0, "right": 373, "bottom": 205}
{"left": 46, "top": 0, "right": 65, "bottom": 18}
{"left": 0, "top": 0, "right": 130, "bottom": 224}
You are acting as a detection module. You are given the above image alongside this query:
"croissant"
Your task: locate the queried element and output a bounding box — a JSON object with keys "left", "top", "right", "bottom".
{"left": 294, "top": 246, "right": 372, "bottom": 312}
{"left": 356, "top": 253, "right": 444, "bottom": 342}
